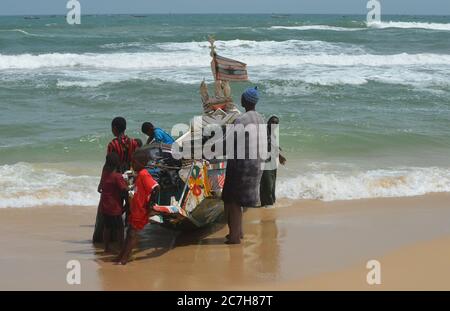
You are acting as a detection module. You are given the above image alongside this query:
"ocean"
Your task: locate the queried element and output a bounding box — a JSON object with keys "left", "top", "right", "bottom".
{"left": 0, "top": 14, "right": 449, "bottom": 208}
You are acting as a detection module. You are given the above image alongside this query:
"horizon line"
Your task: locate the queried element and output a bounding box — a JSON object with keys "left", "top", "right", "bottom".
{"left": 1, "top": 12, "right": 449, "bottom": 17}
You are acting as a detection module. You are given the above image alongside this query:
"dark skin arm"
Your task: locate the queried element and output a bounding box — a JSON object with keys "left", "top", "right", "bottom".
{"left": 97, "top": 165, "right": 107, "bottom": 193}
{"left": 121, "top": 189, "right": 129, "bottom": 213}
{"left": 145, "top": 130, "right": 155, "bottom": 145}
{"left": 147, "top": 185, "right": 160, "bottom": 217}
{"left": 279, "top": 154, "right": 287, "bottom": 166}
{"left": 101, "top": 127, "right": 122, "bottom": 192}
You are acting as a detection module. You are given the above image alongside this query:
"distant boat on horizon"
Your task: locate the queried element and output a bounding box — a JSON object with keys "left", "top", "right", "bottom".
{"left": 23, "top": 16, "right": 40, "bottom": 20}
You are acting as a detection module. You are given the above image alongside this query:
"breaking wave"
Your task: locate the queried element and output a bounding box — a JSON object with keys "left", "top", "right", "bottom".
{"left": 277, "top": 167, "right": 450, "bottom": 202}
{"left": 2, "top": 52, "right": 450, "bottom": 70}
{"left": 271, "top": 22, "right": 450, "bottom": 32}
{"left": 368, "top": 21, "right": 450, "bottom": 31}
{"left": 0, "top": 28, "right": 41, "bottom": 36}
{"left": 270, "top": 25, "right": 365, "bottom": 31}
{"left": 0, "top": 163, "right": 99, "bottom": 208}
{"left": 1, "top": 39, "right": 450, "bottom": 89}
{"left": 1, "top": 163, "right": 449, "bottom": 208}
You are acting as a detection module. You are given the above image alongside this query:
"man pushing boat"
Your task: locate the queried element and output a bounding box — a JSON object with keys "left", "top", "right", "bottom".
{"left": 221, "top": 87, "right": 265, "bottom": 244}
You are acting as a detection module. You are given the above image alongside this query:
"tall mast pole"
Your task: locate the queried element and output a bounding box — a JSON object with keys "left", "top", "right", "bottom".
{"left": 208, "top": 35, "right": 219, "bottom": 81}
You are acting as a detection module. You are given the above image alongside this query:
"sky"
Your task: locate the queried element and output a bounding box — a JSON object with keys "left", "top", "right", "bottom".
{"left": 0, "top": 0, "right": 450, "bottom": 16}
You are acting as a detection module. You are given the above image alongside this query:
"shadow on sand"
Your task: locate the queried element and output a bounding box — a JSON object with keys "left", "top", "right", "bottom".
{"left": 81, "top": 219, "right": 228, "bottom": 263}
{"left": 131, "top": 221, "right": 227, "bottom": 262}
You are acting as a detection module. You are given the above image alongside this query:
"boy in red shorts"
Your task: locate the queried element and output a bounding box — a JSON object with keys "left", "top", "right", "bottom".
{"left": 116, "top": 149, "right": 159, "bottom": 265}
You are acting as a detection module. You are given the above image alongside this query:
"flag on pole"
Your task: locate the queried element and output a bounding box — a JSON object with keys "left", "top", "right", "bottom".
{"left": 211, "top": 54, "right": 248, "bottom": 81}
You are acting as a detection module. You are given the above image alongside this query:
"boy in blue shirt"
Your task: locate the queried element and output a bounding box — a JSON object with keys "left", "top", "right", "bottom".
{"left": 141, "top": 122, "right": 175, "bottom": 145}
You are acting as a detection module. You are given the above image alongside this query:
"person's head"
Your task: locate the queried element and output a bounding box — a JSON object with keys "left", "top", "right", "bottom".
{"left": 132, "top": 149, "right": 149, "bottom": 172}
{"left": 104, "top": 152, "right": 121, "bottom": 172}
{"left": 267, "top": 115, "right": 280, "bottom": 134}
{"left": 135, "top": 138, "right": 143, "bottom": 148}
{"left": 241, "top": 86, "right": 259, "bottom": 111}
{"left": 268, "top": 116, "right": 279, "bottom": 125}
{"left": 141, "top": 122, "right": 155, "bottom": 140}
{"left": 111, "top": 117, "right": 126, "bottom": 137}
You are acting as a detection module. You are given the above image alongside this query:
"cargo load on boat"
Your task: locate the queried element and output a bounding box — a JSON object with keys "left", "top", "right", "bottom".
{"left": 139, "top": 37, "right": 249, "bottom": 229}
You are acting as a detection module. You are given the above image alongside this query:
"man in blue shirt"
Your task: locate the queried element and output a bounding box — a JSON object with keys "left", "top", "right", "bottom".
{"left": 141, "top": 122, "right": 175, "bottom": 145}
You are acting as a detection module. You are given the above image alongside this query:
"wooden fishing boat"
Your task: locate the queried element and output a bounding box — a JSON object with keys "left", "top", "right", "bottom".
{"left": 144, "top": 37, "right": 249, "bottom": 230}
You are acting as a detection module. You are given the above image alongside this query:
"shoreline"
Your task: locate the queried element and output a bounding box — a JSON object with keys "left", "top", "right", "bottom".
{"left": 3, "top": 160, "right": 450, "bottom": 208}
{"left": 0, "top": 193, "right": 449, "bottom": 290}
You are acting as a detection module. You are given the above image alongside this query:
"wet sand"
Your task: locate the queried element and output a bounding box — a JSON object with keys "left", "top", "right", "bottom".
{"left": 288, "top": 236, "right": 450, "bottom": 291}
{"left": 0, "top": 193, "right": 449, "bottom": 290}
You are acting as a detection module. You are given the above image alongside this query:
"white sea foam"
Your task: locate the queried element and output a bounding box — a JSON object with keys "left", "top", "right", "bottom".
{"left": 252, "top": 53, "right": 450, "bottom": 67}
{"left": 1, "top": 163, "right": 448, "bottom": 208}
{"left": 0, "top": 52, "right": 208, "bottom": 70}
{"left": 1, "top": 39, "right": 450, "bottom": 89}
{"left": 270, "top": 22, "right": 450, "bottom": 32}
{"left": 270, "top": 25, "right": 365, "bottom": 31}
{"left": 0, "top": 39, "right": 364, "bottom": 71}
{"left": 156, "top": 39, "right": 365, "bottom": 55}
{"left": 368, "top": 21, "right": 450, "bottom": 31}
{"left": 57, "top": 80, "right": 107, "bottom": 88}
{"left": 262, "top": 65, "right": 450, "bottom": 94}
{"left": 0, "top": 163, "right": 99, "bottom": 208}
{"left": 277, "top": 167, "right": 450, "bottom": 201}
{"left": 0, "top": 29, "right": 41, "bottom": 36}
{"left": 157, "top": 39, "right": 336, "bottom": 50}
{"left": 2, "top": 51, "right": 450, "bottom": 70}
{"left": 100, "top": 42, "right": 146, "bottom": 49}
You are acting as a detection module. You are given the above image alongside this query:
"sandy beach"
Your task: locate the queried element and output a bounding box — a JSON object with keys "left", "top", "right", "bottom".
{"left": 1, "top": 193, "right": 449, "bottom": 291}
